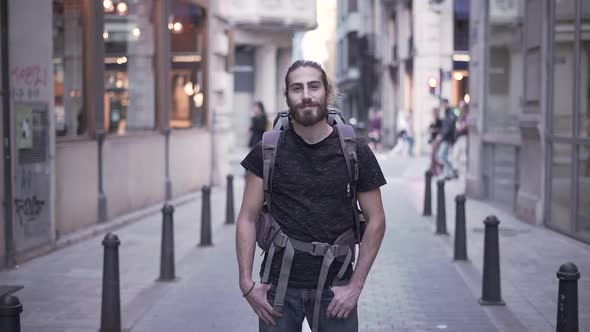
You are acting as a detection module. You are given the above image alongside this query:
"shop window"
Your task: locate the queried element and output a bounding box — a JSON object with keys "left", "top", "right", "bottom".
{"left": 103, "top": 0, "right": 156, "bottom": 135}
{"left": 552, "top": 0, "right": 575, "bottom": 137}
{"left": 169, "top": 1, "right": 206, "bottom": 128}
{"left": 53, "top": 0, "right": 85, "bottom": 138}
{"left": 485, "top": 0, "right": 523, "bottom": 134}
{"left": 550, "top": 144, "right": 572, "bottom": 232}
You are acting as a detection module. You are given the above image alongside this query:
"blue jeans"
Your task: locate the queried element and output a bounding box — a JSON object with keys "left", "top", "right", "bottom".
{"left": 438, "top": 140, "right": 455, "bottom": 178}
{"left": 259, "top": 284, "right": 358, "bottom": 332}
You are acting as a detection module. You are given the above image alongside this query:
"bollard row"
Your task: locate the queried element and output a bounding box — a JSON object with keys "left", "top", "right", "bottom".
{"left": 200, "top": 185, "right": 212, "bottom": 247}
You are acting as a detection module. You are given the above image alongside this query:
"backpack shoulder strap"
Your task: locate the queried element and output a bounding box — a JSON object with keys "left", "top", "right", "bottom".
{"left": 334, "top": 123, "right": 358, "bottom": 184}
{"left": 327, "top": 108, "right": 345, "bottom": 126}
{"left": 273, "top": 111, "right": 290, "bottom": 130}
{"left": 334, "top": 123, "right": 362, "bottom": 243}
{"left": 262, "top": 128, "right": 282, "bottom": 209}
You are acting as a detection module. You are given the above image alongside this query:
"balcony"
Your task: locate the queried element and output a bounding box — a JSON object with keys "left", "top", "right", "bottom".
{"left": 224, "top": 0, "right": 317, "bottom": 32}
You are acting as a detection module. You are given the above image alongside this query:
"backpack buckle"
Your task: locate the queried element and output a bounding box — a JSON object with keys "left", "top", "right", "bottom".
{"left": 274, "top": 233, "right": 288, "bottom": 247}
{"left": 310, "top": 242, "right": 329, "bottom": 256}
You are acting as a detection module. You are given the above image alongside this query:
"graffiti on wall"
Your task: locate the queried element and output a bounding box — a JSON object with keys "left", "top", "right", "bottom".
{"left": 13, "top": 102, "right": 52, "bottom": 250}
{"left": 10, "top": 64, "right": 49, "bottom": 100}
{"left": 14, "top": 196, "right": 46, "bottom": 237}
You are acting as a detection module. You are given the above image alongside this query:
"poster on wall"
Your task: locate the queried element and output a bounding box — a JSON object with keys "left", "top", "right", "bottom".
{"left": 16, "top": 104, "right": 33, "bottom": 149}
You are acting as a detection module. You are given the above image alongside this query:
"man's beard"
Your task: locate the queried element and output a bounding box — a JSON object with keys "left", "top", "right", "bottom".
{"left": 288, "top": 100, "right": 329, "bottom": 127}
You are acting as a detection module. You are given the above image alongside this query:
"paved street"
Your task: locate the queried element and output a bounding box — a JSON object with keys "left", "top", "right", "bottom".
{"left": 0, "top": 149, "right": 588, "bottom": 331}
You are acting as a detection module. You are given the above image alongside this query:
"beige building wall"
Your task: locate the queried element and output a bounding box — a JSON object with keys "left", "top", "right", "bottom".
{"left": 55, "top": 141, "right": 98, "bottom": 235}
{"left": 412, "top": 0, "right": 454, "bottom": 155}
{"left": 170, "top": 129, "right": 211, "bottom": 195}
{"left": 103, "top": 134, "right": 166, "bottom": 220}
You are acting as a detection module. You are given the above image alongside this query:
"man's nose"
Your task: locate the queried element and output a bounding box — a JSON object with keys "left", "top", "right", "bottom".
{"left": 302, "top": 87, "right": 311, "bottom": 100}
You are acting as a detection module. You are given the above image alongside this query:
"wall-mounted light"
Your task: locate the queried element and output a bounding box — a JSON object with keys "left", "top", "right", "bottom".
{"left": 193, "top": 92, "right": 204, "bottom": 108}
{"left": 103, "top": 0, "right": 114, "bottom": 12}
{"left": 132, "top": 27, "right": 141, "bottom": 37}
{"left": 117, "top": 2, "right": 128, "bottom": 16}
{"left": 428, "top": 77, "right": 437, "bottom": 95}
{"left": 173, "top": 22, "right": 183, "bottom": 33}
{"left": 103, "top": 31, "right": 109, "bottom": 40}
{"left": 453, "top": 72, "right": 464, "bottom": 81}
{"left": 184, "top": 82, "right": 194, "bottom": 96}
{"left": 464, "top": 94, "right": 471, "bottom": 104}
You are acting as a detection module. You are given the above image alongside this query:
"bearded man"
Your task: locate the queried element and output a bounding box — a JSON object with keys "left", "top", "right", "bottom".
{"left": 236, "top": 60, "right": 387, "bottom": 332}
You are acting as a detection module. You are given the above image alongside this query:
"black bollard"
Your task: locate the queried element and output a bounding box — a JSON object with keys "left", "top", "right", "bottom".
{"left": 100, "top": 232, "right": 122, "bottom": 332}
{"left": 159, "top": 203, "right": 176, "bottom": 281}
{"left": 435, "top": 179, "right": 448, "bottom": 235}
{"left": 423, "top": 170, "right": 433, "bottom": 216}
{"left": 454, "top": 194, "right": 468, "bottom": 261}
{"left": 556, "top": 262, "right": 580, "bottom": 332}
{"left": 479, "top": 216, "right": 505, "bottom": 305}
{"left": 200, "top": 185, "right": 212, "bottom": 246}
{"left": 0, "top": 293, "right": 23, "bottom": 332}
{"left": 225, "top": 174, "right": 235, "bottom": 225}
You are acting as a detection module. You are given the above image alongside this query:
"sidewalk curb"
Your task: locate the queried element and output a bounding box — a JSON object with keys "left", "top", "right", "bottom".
{"left": 14, "top": 187, "right": 220, "bottom": 268}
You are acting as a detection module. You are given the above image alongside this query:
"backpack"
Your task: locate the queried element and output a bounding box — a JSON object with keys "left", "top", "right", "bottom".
{"left": 254, "top": 107, "right": 364, "bottom": 332}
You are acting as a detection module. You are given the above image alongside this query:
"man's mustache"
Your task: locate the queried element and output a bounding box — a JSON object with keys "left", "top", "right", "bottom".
{"left": 294, "top": 102, "right": 320, "bottom": 109}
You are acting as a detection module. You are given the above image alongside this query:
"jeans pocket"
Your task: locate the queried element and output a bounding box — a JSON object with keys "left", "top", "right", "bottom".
{"left": 322, "top": 288, "right": 335, "bottom": 303}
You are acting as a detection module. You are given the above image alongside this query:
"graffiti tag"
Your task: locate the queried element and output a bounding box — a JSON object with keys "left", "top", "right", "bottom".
{"left": 10, "top": 65, "right": 48, "bottom": 89}
{"left": 14, "top": 196, "right": 45, "bottom": 226}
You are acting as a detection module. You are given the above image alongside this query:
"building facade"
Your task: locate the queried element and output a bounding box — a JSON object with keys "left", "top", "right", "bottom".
{"left": 225, "top": 0, "right": 317, "bottom": 148}
{"left": 381, "top": 0, "right": 469, "bottom": 154}
{"left": 468, "top": 0, "right": 590, "bottom": 244}
{"left": 0, "top": 0, "right": 234, "bottom": 268}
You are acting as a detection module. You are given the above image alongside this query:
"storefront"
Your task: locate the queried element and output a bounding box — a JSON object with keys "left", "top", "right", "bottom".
{"left": 546, "top": 0, "right": 590, "bottom": 242}
{"left": 2, "top": 0, "right": 219, "bottom": 265}
{"left": 468, "top": 0, "right": 590, "bottom": 244}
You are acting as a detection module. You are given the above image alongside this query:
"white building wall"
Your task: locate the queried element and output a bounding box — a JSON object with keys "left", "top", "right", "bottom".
{"left": 412, "top": 0, "right": 454, "bottom": 154}
{"left": 223, "top": 0, "right": 317, "bottom": 148}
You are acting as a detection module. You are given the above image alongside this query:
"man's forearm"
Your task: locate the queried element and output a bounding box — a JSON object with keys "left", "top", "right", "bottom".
{"left": 236, "top": 215, "right": 257, "bottom": 292}
{"left": 349, "top": 213, "right": 386, "bottom": 290}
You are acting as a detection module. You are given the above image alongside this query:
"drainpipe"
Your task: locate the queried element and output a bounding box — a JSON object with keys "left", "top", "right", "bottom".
{"left": 1, "top": 0, "right": 16, "bottom": 269}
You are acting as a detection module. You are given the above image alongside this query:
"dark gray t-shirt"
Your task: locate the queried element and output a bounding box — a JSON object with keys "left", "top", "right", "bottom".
{"left": 241, "top": 127, "right": 386, "bottom": 288}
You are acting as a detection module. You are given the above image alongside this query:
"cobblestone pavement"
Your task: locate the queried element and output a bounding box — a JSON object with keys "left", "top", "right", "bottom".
{"left": 1, "top": 148, "right": 587, "bottom": 331}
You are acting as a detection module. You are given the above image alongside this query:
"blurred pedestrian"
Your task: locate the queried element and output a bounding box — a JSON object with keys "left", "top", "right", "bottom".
{"left": 368, "top": 110, "right": 383, "bottom": 151}
{"left": 237, "top": 60, "right": 386, "bottom": 332}
{"left": 428, "top": 107, "right": 443, "bottom": 175}
{"left": 452, "top": 102, "right": 469, "bottom": 166}
{"left": 438, "top": 99, "right": 458, "bottom": 180}
{"left": 248, "top": 101, "right": 268, "bottom": 148}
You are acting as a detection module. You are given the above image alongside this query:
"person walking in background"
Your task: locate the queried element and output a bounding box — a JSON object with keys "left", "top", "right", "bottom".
{"left": 452, "top": 102, "right": 469, "bottom": 167}
{"left": 438, "top": 99, "right": 458, "bottom": 180}
{"left": 428, "top": 107, "right": 443, "bottom": 175}
{"left": 248, "top": 101, "right": 268, "bottom": 148}
{"left": 368, "top": 110, "right": 383, "bottom": 151}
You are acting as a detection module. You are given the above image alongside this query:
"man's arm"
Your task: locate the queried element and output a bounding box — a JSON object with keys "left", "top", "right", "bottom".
{"left": 327, "top": 187, "right": 386, "bottom": 319}
{"left": 236, "top": 171, "right": 280, "bottom": 325}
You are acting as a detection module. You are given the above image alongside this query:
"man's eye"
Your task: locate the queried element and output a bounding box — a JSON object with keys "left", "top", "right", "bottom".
{"left": 292, "top": 87, "right": 302, "bottom": 92}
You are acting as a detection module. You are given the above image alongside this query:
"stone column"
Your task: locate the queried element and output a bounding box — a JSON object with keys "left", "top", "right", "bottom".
{"left": 255, "top": 44, "right": 278, "bottom": 117}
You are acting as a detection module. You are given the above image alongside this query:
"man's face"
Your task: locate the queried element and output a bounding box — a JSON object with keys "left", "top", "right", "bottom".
{"left": 286, "top": 66, "right": 328, "bottom": 127}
